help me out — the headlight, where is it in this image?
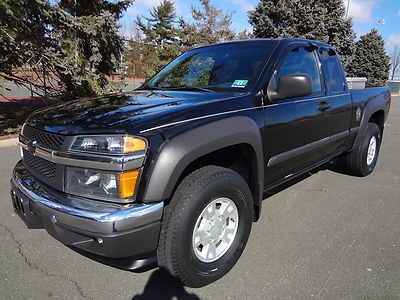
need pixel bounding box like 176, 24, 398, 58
65, 167, 140, 201
71, 135, 147, 155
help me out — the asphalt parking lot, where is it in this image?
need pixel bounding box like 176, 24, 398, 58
1, 97, 399, 300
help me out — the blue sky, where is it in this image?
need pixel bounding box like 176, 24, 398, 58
120, 0, 400, 51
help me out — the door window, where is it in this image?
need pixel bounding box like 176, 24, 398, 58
319, 49, 346, 94
276, 46, 322, 94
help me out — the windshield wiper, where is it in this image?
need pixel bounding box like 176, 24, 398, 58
137, 86, 166, 91
165, 85, 215, 93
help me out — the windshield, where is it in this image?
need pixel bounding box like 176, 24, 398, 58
141, 41, 277, 93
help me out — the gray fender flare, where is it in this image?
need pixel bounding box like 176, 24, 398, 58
352, 96, 389, 151
143, 116, 264, 209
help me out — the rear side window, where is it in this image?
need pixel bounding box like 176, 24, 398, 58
319, 49, 345, 94
277, 46, 322, 94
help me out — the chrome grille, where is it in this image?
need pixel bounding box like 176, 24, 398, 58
22, 125, 65, 151
23, 149, 56, 179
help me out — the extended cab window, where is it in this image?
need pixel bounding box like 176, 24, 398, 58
141, 42, 277, 93
319, 49, 345, 94
277, 46, 322, 94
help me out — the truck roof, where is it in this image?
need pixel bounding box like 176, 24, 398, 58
190, 38, 332, 51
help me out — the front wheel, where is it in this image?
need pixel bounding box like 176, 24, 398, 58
157, 166, 253, 287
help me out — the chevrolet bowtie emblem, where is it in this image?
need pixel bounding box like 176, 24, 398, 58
27, 140, 37, 156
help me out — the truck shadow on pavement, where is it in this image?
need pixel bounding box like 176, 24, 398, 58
131, 161, 354, 300
264, 161, 352, 198
131, 162, 349, 300
131, 269, 200, 300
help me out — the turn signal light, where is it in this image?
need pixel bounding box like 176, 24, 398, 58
124, 137, 147, 153
118, 170, 140, 199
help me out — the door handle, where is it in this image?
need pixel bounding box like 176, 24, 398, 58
318, 101, 330, 111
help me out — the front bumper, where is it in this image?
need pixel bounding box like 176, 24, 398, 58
10, 161, 163, 271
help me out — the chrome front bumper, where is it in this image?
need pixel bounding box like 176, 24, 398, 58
10, 161, 163, 270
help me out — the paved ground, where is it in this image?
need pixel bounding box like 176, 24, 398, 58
1, 98, 400, 300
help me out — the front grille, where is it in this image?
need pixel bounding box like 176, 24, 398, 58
23, 149, 56, 179
22, 125, 65, 151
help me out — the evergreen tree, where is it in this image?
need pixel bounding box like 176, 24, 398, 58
136, 0, 177, 46
179, 0, 236, 48
58, 0, 133, 95
136, 0, 180, 72
0, 0, 132, 98
236, 29, 253, 40
347, 29, 390, 87
60, 0, 130, 18
124, 27, 158, 78
248, 0, 356, 71
322, 0, 356, 71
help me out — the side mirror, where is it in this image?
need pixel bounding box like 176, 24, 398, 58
276, 74, 312, 100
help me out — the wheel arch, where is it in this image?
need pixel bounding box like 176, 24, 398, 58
142, 116, 264, 219
368, 109, 385, 135
351, 98, 389, 152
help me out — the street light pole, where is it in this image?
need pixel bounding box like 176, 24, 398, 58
346, 0, 350, 19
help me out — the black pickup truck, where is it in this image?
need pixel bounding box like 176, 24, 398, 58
10, 38, 391, 287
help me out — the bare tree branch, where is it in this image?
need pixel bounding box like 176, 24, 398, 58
390, 47, 400, 80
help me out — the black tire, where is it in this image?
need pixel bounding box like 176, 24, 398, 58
343, 122, 382, 176
157, 165, 253, 288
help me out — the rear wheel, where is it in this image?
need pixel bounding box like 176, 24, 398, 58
157, 166, 253, 287
342, 122, 382, 176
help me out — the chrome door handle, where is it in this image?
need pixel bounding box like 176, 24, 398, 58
318, 102, 330, 111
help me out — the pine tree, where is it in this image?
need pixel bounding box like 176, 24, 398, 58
248, 0, 356, 71
236, 29, 253, 40
0, 0, 133, 98
58, 0, 132, 95
125, 27, 158, 78
179, 0, 236, 48
60, 0, 130, 18
136, 0, 178, 46
136, 0, 180, 71
321, 0, 355, 71
347, 29, 390, 87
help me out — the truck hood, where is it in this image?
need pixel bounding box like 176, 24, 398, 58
26, 90, 243, 135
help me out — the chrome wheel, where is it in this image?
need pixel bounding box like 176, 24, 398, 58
367, 136, 377, 166
192, 197, 239, 263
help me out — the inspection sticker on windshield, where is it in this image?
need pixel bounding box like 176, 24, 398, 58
231, 80, 248, 88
